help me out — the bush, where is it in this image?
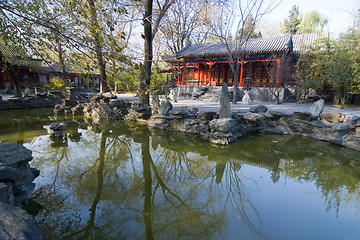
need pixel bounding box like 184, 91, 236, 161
42, 77, 66, 92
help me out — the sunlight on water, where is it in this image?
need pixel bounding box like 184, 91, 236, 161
1, 108, 360, 240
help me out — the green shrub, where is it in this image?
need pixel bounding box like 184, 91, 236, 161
42, 77, 66, 92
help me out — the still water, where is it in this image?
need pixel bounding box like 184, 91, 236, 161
1, 108, 360, 240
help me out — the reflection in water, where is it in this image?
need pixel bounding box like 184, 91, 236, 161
1, 109, 360, 239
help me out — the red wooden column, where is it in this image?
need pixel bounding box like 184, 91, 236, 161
182, 61, 186, 85
239, 59, 245, 86
208, 61, 213, 86
177, 65, 181, 85
276, 57, 281, 86
201, 65, 205, 85
197, 63, 200, 85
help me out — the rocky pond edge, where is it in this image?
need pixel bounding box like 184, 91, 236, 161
55, 93, 360, 152
1, 93, 359, 240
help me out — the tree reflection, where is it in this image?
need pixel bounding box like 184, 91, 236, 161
141, 135, 154, 240
20, 120, 360, 240
62, 132, 107, 240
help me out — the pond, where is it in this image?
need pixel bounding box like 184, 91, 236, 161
1, 108, 360, 240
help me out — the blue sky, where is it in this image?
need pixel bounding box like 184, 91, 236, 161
260, 0, 360, 36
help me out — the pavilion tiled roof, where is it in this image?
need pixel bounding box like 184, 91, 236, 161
167, 33, 321, 60
0, 41, 43, 68
0, 41, 27, 59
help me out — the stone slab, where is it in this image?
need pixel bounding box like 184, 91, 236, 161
0, 143, 32, 166
0, 202, 48, 240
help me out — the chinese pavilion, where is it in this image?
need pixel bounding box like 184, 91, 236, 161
164, 34, 320, 88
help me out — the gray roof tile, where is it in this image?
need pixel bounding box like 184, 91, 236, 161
173, 34, 321, 58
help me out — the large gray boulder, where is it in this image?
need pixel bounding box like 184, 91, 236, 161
158, 101, 173, 116
209, 118, 236, 133
151, 95, 160, 115
219, 83, 231, 119
310, 99, 325, 119
320, 112, 345, 124
49, 122, 67, 139
0, 143, 39, 207
0, 143, 32, 167
0, 202, 48, 240
250, 105, 268, 113
197, 111, 218, 123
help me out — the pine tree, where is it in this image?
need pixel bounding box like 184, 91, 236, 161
281, 5, 300, 35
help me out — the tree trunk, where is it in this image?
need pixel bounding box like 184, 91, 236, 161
58, 42, 66, 82
0, 51, 22, 97
232, 71, 238, 104
140, 0, 153, 105
141, 136, 154, 240
88, 0, 108, 94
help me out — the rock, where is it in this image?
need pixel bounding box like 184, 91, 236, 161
191, 87, 208, 99
0, 143, 33, 167
0, 202, 48, 240
343, 116, 353, 124
49, 122, 67, 131
310, 99, 325, 119
331, 123, 350, 131
49, 122, 67, 139
102, 92, 117, 99
0, 166, 21, 181
197, 111, 217, 123
131, 102, 147, 112
243, 113, 264, 122
181, 119, 209, 134
109, 99, 126, 109
151, 95, 160, 115
293, 111, 311, 120
219, 83, 231, 119
307, 120, 325, 128
320, 113, 345, 124
184, 119, 200, 125
205, 131, 240, 145
182, 107, 199, 115
169, 109, 188, 119
355, 127, 360, 136
353, 116, 360, 127
344, 134, 360, 151
0, 183, 13, 204
250, 105, 268, 113
148, 115, 175, 130
158, 101, 173, 116
209, 118, 236, 133
91, 103, 117, 119
0, 144, 39, 207
125, 108, 151, 121
268, 111, 286, 120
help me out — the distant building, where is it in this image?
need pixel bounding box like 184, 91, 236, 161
163, 34, 320, 88
0, 43, 100, 92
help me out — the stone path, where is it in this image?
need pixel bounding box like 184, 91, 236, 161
2, 92, 359, 117
169, 98, 360, 117
113, 93, 360, 117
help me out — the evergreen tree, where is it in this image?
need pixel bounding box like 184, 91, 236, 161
281, 5, 300, 34
242, 15, 262, 39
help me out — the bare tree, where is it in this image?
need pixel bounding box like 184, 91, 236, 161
206, 0, 281, 104
139, 0, 175, 105
158, 0, 214, 54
